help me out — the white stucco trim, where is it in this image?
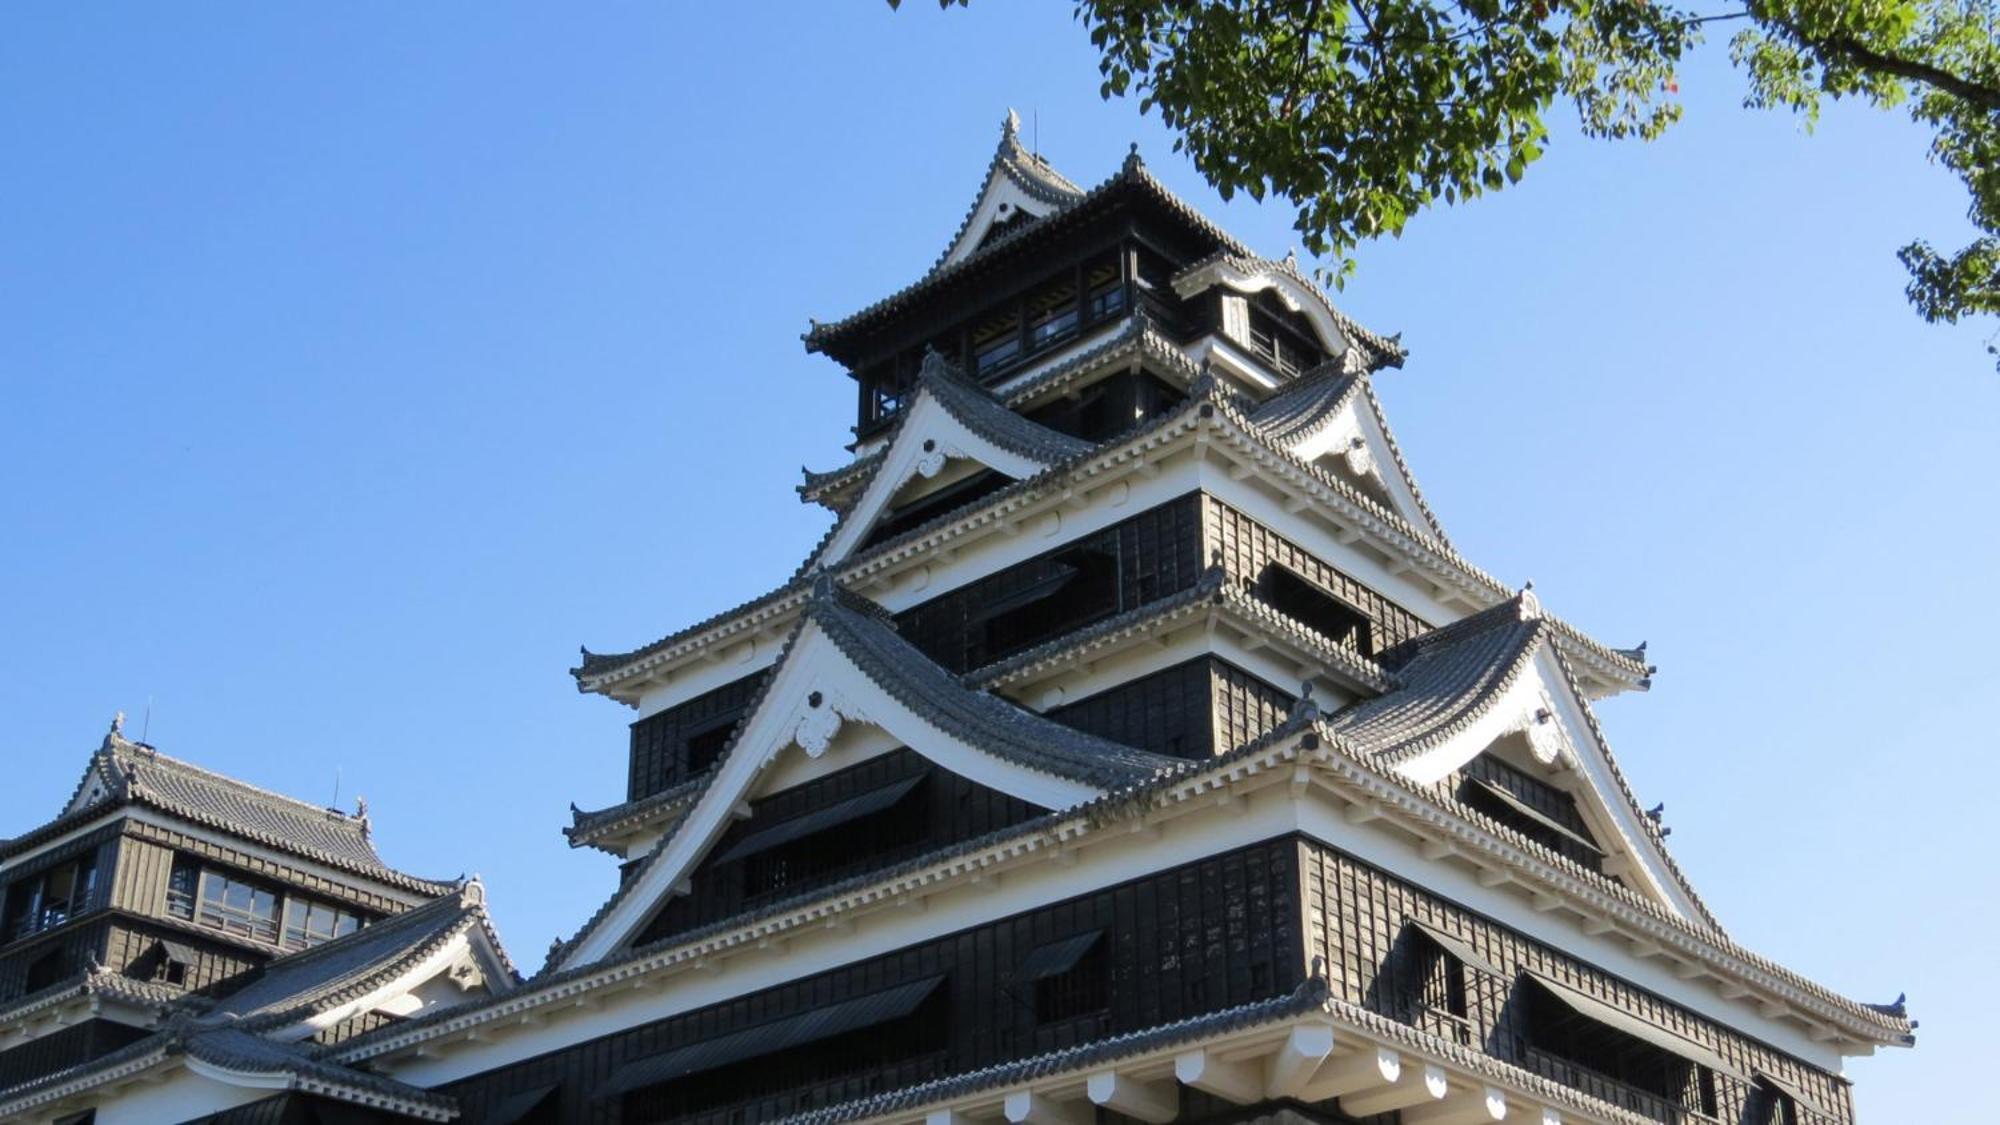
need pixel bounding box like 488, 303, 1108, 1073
1384, 646, 1705, 925
563, 620, 1107, 967
1171, 257, 1353, 359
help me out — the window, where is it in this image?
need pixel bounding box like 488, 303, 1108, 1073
1016, 932, 1109, 1025
1257, 563, 1373, 656
1460, 756, 1604, 870
741, 785, 928, 900
1084, 259, 1125, 321
166, 857, 199, 921
979, 546, 1120, 659
196, 870, 280, 943
682, 715, 740, 778
1515, 972, 1738, 1122
970, 309, 1022, 374
2, 853, 99, 942
282, 897, 363, 950
1025, 280, 1080, 347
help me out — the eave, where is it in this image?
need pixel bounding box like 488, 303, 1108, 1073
578, 392, 1648, 705
331, 725, 1907, 1071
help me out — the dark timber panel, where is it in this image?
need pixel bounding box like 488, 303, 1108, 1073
627, 674, 764, 803
120, 821, 415, 917
1202, 497, 1429, 658
111, 835, 175, 916
894, 494, 1206, 674
633, 749, 1045, 947
104, 918, 263, 994
0, 1019, 148, 1090
1047, 657, 1294, 761
444, 840, 1305, 1125
1298, 840, 1851, 1125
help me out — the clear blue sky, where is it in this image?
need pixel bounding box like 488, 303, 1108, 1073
2, 5, 1989, 1118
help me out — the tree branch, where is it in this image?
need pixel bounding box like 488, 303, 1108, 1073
1761, 11, 2000, 111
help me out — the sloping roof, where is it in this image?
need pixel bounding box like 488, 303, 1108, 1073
550, 576, 1182, 970
0, 885, 516, 1120
206, 881, 515, 1029
1246, 363, 1365, 442
917, 349, 1096, 464
809, 578, 1181, 789
566, 778, 706, 852
804, 145, 1252, 357
0, 1016, 456, 1122
1325, 592, 1547, 763
5, 729, 455, 896
577, 374, 1648, 699
0, 967, 190, 1032
929, 110, 1087, 275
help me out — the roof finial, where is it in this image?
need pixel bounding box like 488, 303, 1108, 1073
1123, 141, 1143, 174
111, 711, 125, 737
1003, 108, 1023, 143
810, 567, 838, 604
1283, 247, 1299, 269
354, 795, 371, 836
1291, 680, 1321, 724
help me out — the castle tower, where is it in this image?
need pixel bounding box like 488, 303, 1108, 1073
11, 114, 1912, 1124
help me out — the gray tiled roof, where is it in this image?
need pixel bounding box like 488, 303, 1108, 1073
811, 577, 1182, 790
8, 733, 454, 896
549, 576, 1180, 972
805, 146, 1253, 355
578, 381, 1646, 698
1326, 592, 1547, 764
1245, 362, 1363, 442
779, 980, 1331, 1125
916, 350, 1095, 464
0, 1015, 456, 1121
0, 967, 189, 1031
565, 778, 705, 851
208, 882, 513, 1028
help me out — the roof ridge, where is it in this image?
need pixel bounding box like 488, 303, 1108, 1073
113, 739, 367, 828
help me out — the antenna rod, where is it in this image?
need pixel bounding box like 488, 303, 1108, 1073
331, 767, 341, 813
141, 696, 152, 744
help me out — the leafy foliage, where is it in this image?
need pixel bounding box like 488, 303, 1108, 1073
896, 0, 1999, 366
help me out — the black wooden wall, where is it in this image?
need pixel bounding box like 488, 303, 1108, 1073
894, 494, 1206, 675
1299, 840, 1852, 1125
1203, 498, 1430, 658
626, 674, 764, 803
444, 839, 1305, 1125
633, 749, 1045, 947
0, 1019, 146, 1090
1047, 656, 1294, 761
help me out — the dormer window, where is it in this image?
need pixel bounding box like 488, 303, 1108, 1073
1387, 919, 1502, 1046
1515, 971, 1739, 1123
1257, 562, 1373, 656
1013, 931, 1109, 1026
1460, 756, 1603, 870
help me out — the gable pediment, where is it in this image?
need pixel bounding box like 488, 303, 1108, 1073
1246, 369, 1447, 542
558, 583, 1174, 967
934, 110, 1085, 275
1326, 595, 1712, 928
808, 354, 1091, 572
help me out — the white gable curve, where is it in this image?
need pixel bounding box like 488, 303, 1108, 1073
561, 619, 1108, 968
1386, 646, 1707, 926
1173, 256, 1354, 361
810, 376, 1083, 572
